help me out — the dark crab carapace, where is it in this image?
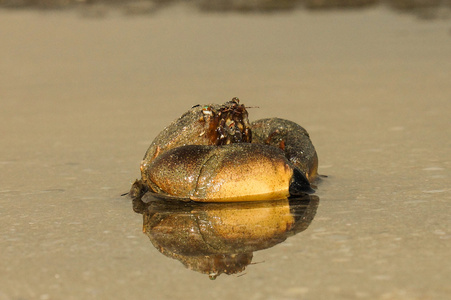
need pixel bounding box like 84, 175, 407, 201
142, 97, 251, 165
131, 98, 318, 203
139, 143, 313, 202
251, 118, 318, 182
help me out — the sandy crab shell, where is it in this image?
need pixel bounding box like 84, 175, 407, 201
139, 143, 312, 202
251, 118, 318, 181
143, 98, 251, 165
130, 98, 318, 203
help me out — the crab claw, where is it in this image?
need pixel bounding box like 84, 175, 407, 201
140, 143, 313, 202
289, 168, 315, 195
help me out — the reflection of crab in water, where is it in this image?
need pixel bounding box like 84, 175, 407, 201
130, 97, 319, 202
132, 195, 319, 279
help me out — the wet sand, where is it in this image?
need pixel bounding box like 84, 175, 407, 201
1, 5, 451, 300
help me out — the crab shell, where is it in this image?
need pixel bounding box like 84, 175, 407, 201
140, 143, 313, 202
251, 118, 318, 182
142, 98, 251, 165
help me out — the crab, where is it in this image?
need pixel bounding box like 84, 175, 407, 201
129, 98, 318, 202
